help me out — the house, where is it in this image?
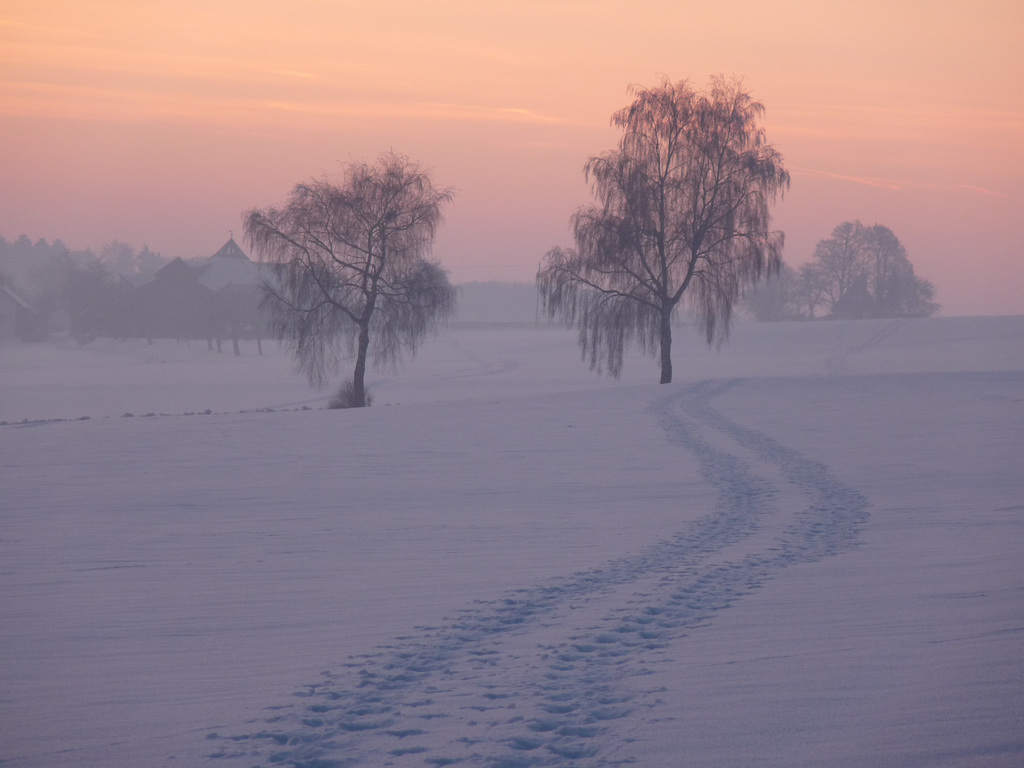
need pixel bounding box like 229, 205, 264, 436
104, 237, 271, 351
127, 257, 217, 339
198, 237, 272, 349
197, 237, 262, 292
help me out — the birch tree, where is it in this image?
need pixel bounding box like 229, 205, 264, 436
537, 76, 789, 383
245, 153, 456, 407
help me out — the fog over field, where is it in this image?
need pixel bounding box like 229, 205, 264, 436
2, 316, 1022, 767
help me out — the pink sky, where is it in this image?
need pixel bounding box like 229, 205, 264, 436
1, 0, 1021, 315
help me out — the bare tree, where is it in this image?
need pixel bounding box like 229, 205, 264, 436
537, 76, 789, 383
811, 220, 866, 311
862, 224, 938, 317
245, 153, 457, 407
795, 262, 830, 319
807, 221, 938, 318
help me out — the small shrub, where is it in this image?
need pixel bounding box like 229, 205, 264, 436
328, 381, 372, 409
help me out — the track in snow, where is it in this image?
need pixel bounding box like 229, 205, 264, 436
204, 380, 869, 767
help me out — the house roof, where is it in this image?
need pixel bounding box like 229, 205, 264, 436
154, 257, 199, 284
199, 238, 263, 292
211, 237, 249, 260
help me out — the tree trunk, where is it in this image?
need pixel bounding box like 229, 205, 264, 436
352, 322, 371, 407
659, 308, 673, 384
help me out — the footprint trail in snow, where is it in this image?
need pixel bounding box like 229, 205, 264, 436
204, 380, 869, 767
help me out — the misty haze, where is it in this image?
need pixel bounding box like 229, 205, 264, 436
2, 2, 1023, 767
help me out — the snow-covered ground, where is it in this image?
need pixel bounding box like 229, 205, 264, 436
1, 316, 1022, 767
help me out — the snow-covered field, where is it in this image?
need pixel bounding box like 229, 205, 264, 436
2, 316, 1022, 767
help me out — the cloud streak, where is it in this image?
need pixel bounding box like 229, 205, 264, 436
790, 167, 904, 191
792, 167, 1012, 199
958, 184, 1009, 199
0, 76, 567, 135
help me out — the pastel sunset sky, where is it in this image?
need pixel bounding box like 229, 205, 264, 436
1, 0, 1021, 315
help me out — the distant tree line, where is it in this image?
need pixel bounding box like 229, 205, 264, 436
0, 235, 162, 339
0, 234, 270, 350
745, 221, 939, 322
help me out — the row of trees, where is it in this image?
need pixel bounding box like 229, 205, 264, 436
745, 221, 938, 322
247, 77, 941, 405
0, 236, 169, 337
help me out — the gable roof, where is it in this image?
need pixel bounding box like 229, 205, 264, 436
153, 257, 199, 284
211, 237, 249, 260
199, 238, 263, 291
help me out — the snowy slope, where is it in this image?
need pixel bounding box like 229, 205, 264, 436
1, 317, 1022, 767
